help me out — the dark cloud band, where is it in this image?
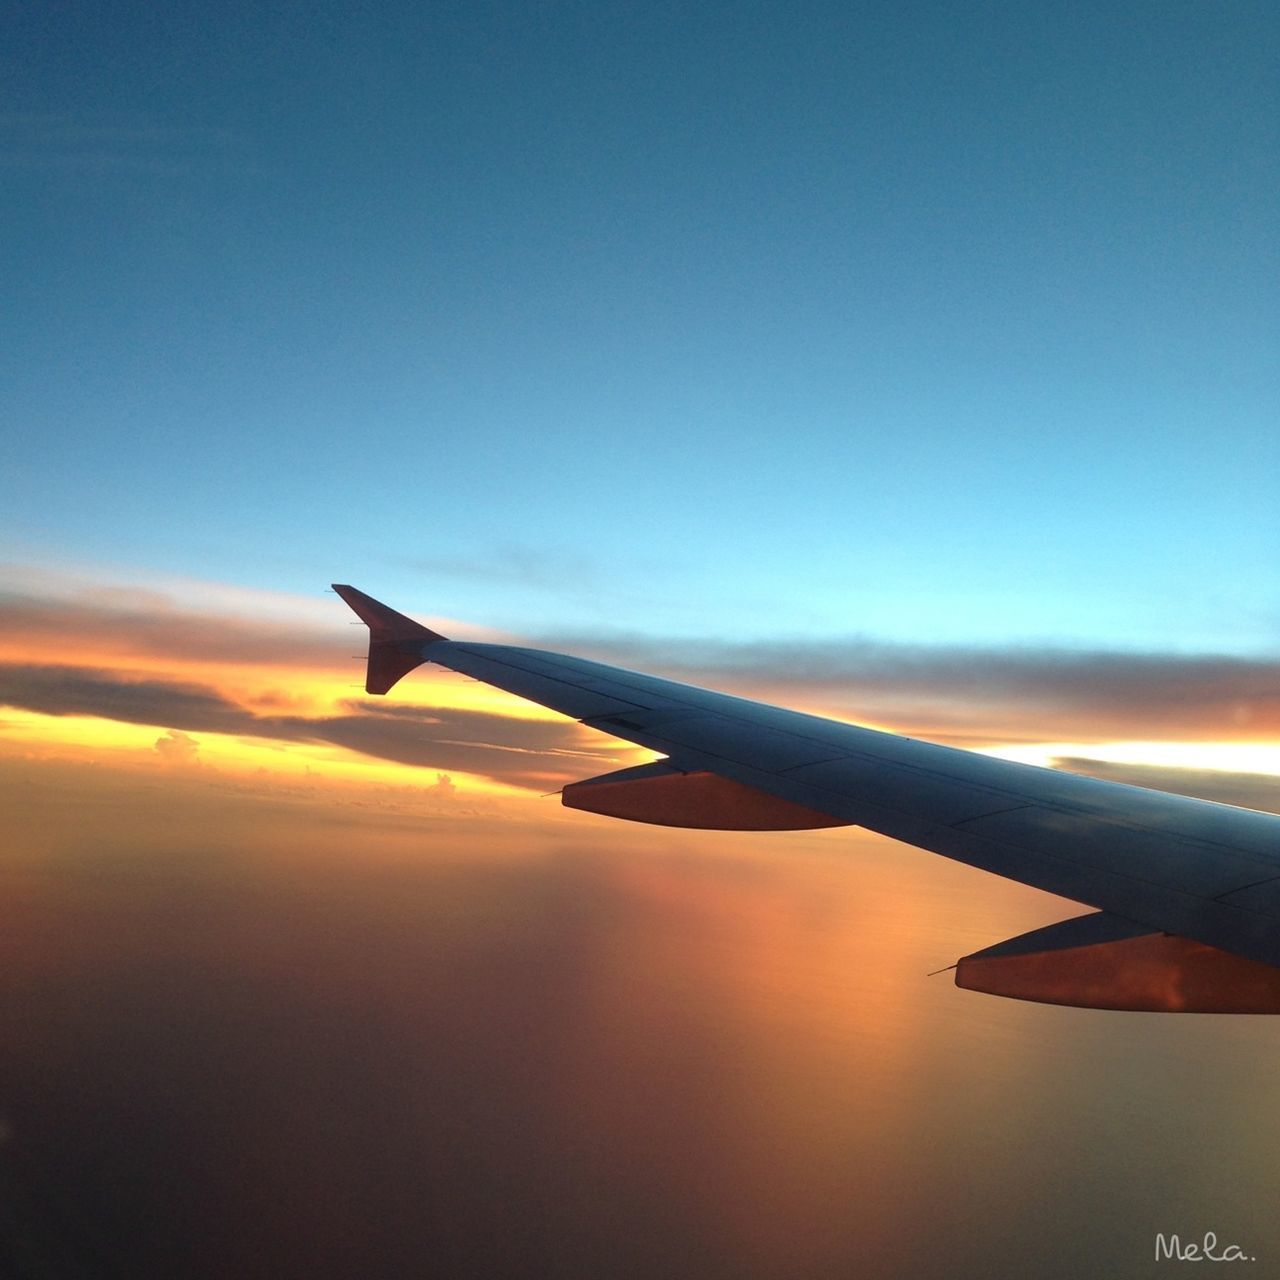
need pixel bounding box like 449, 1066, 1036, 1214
0, 663, 614, 790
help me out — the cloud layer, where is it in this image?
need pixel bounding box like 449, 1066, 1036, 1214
544, 632, 1280, 740
0, 591, 346, 669
1, 584, 1277, 793
0, 662, 615, 790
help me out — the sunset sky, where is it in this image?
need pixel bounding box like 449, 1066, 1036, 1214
3, 1, 1277, 812
3, 7, 1280, 1275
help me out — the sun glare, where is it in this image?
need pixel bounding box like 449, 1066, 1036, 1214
985, 740, 1280, 779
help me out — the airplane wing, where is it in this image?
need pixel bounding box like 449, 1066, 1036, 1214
333, 584, 1280, 1012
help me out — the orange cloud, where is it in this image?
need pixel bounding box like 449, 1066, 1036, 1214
154, 728, 200, 764
0, 580, 649, 796
3, 570, 1277, 814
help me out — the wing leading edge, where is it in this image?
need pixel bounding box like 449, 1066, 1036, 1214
334, 585, 1280, 1012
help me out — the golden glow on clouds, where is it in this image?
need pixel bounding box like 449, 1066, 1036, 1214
0, 662, 549, 795
0, 707, 530, 798
1, 708, 163, 756
1, 562, 1275, 811
0, 564, 609, 801
0, 625, 562, 724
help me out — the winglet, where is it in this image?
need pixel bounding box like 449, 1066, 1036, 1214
331, 584, 447, 695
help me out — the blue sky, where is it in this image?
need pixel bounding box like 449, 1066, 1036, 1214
4, 1, 1276, 652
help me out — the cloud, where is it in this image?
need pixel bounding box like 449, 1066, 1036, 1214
0, 665, 252, 733
12, 575, 1272, 744
0, 663, 617, 789
426, 773, 457, 800
3, 575, 1276, 791
305, 705, 618, 789
154, 730, 200, 766
0, 591, 348, 670
0, 581, 478, 671
539, 632, 1280, 740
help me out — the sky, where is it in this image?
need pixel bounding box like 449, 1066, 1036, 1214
4, 0, 1276, 652
2, 5, 1280, 1275
2, 1, 1277, 801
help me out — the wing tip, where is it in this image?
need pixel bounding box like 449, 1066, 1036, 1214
331, 583, 446, 695
330, 584, 447, 644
